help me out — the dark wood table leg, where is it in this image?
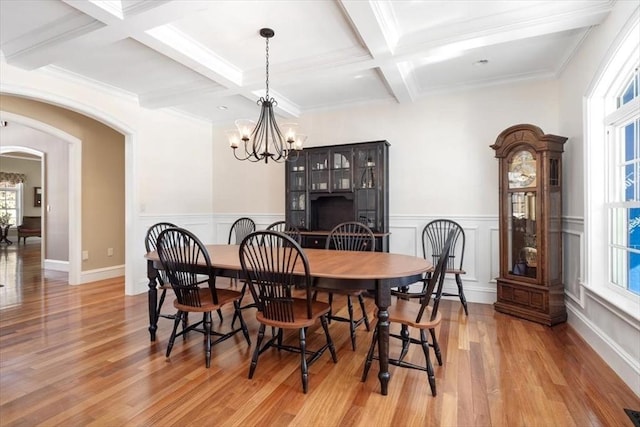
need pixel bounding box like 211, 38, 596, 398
0, 225, 13, 245
147, 260, 159, 341
376, 279, 391, 395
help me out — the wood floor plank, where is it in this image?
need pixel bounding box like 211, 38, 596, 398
1, 242, 639, 426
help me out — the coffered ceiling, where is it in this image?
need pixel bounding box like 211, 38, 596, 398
0, 0, 614, 126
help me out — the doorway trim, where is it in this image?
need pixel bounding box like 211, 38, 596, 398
1, 112, 81, 283
0, 143, 47, 268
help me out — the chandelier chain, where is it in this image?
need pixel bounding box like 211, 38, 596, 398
265, 37, 270, 98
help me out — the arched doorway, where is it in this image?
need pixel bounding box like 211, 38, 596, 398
0, 91, 134, 291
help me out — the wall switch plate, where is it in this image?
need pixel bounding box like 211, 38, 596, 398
82, 250, 89, 260
107, 248, 114, 256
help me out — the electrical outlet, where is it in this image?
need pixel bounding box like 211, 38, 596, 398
107, 248, 114, 256
82, 250, 89, 260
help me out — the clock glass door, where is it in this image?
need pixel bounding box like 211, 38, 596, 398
508, 191, 537, 278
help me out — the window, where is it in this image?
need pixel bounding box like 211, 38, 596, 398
0, 181, 22, 226
586, 14, 640, 315
607, 70, 639, 295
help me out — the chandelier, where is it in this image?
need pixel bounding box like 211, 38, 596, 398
227, 28, 306, 163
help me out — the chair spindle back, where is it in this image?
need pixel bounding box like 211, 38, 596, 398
240, 230, 312, 321
266, 220, 302, 244
422, 219, 465, 271
157, 227, 218, 307
416, 229, 456, 323
228, 217, 256, 245
326, 221, 375, 252
145, 222, 177, 285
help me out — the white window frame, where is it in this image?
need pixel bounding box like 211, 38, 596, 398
585, 12, 640, 319
0, 182, 23, 227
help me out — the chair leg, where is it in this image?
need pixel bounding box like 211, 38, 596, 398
455, 274, 469, 315
361, 323, 378, 381
399, 324, 410, 362
166, 310, 183, 358
217, 308, 223, 322
420, 329, 436, 396
327, 293, 334, 324
358, 294, 370, 331
299, 327, 309, 394
232, 282, 254, 328
203, 312, 212, 368
429, 327, 442, 366
249, 324, 266, 379
234, 300, 251, 345
346, 295, 357, 351
278, 328, 285, 348
320, 315, 338, 363
182, 313, 189, 340
156, 288, 167, 320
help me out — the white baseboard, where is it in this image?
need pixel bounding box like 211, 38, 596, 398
44, 259, 69, 272
77, 264, 125, 284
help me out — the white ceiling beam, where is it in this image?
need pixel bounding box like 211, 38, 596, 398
4, 0, 212, 69
338, 0, 414, 104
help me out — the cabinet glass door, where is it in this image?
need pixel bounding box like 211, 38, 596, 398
331, 148, 352, 191
354, 145, 380, 231
309, 151, 329, 191
287, 157, 307, 228
508, 191, 537, 278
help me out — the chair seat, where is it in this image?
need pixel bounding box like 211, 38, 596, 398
256, 299, 331, 329
173, 288, 242, 313
445, 268, 466, 275
383, 299, 442, 329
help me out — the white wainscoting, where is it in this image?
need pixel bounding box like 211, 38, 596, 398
562, 216, 640, 396
389, 215, 499, 305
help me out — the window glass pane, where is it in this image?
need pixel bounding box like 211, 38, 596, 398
630, 207, 640, 295
619, 68, 638, 106
630, 250, 640, 295
610, 246, 626, 287
610, 207, 627, 247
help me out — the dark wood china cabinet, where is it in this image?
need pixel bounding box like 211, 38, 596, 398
285, 140, 389, 251
491, 124, 567, 326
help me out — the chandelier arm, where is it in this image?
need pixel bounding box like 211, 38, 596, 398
266, 99, 285, 160
252, 99, 270, 161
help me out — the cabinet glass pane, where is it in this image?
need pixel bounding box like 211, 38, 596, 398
356, 189, 377, 230
355, 147, 378, 189
508, 191, 537, 278
332, 149, 352, 191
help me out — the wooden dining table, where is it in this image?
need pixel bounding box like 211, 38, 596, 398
145, 244, 432, 395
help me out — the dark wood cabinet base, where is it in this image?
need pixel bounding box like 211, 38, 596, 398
495, 279, 567, 326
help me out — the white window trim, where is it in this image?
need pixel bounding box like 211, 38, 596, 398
585, 12, 640, 320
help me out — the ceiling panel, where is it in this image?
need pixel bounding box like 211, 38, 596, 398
55, 38, 223, 95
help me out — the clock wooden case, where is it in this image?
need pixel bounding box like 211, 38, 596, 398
491, 124, 567, 326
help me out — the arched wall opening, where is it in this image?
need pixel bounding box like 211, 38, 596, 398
0, 86, 136, 292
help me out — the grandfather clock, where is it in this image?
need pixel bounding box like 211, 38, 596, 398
491, 124, 567, 326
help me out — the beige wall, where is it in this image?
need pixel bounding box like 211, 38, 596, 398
0, 95, 125, 270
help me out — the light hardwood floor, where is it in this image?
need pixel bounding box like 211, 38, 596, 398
1, 242, 639, 426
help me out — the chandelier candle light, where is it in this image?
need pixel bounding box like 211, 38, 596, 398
227, 28, 306, 163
